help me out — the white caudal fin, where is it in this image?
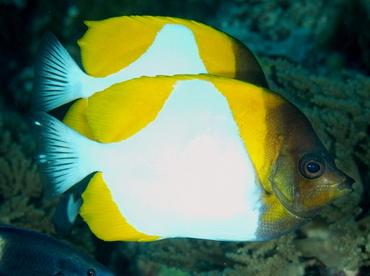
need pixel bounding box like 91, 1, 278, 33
33, 112, 102, 199
32, 32, 89, 112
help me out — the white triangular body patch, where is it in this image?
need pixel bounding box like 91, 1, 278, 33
99, 79, 262, 241
84, 24, 207, 96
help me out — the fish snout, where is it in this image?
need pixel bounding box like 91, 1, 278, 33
337, 173, 355, 192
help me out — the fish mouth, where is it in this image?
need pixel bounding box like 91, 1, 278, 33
333, 174, 355, 196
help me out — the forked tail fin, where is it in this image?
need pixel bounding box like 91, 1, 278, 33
32, 32, 89, 112
33, 112, 101, 199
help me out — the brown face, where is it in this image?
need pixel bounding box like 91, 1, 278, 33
269, 102, 354, 219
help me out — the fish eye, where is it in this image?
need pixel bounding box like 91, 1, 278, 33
307, 162, 320, 173
87, 268, 96, 276
299, 153, 325, 179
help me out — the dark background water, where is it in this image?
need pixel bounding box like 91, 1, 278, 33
1, 0, 370, 275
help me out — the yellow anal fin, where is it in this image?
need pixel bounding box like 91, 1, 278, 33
80, 172, 161, 242
63, 98, 95, 140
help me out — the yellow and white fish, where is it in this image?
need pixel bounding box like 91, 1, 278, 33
34, 74, 354, 242
33, 16, 267, 112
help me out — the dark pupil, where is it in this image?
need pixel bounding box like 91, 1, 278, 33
307, 162, 320, 173
87, 268, 96, 276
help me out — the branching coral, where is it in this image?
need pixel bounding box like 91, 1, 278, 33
212, 0, 370, 73
0, 110, 54, 232
0, 109, 98, 257
145, 239, 238, 273
2, 1, 369, 275
136, 233, 304, 275
224, 234, 304, 276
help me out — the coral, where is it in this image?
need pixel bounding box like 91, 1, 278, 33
210, 0, 370, 74
136, 233, 303, 276
145, 239, 238, 273
224, 233, 304, 276
1, 0, 369, 275
0, 109, 54, 233
0, 108, 99, 258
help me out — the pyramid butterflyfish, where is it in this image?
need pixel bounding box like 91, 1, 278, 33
33, 74, 354, 242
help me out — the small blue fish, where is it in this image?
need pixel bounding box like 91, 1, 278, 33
0, 225, 116, 276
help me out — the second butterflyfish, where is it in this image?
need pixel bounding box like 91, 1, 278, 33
32, 15, 267, 112
33, 74, 354, 242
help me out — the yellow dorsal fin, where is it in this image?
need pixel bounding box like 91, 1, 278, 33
63, 98, 95, 140
171, 18, 236, 79
78, 16, 267, 87
86, 76, 176, 143
79, 16, 167, 77
166, 17, 267, 87
80, 172, 161, 242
